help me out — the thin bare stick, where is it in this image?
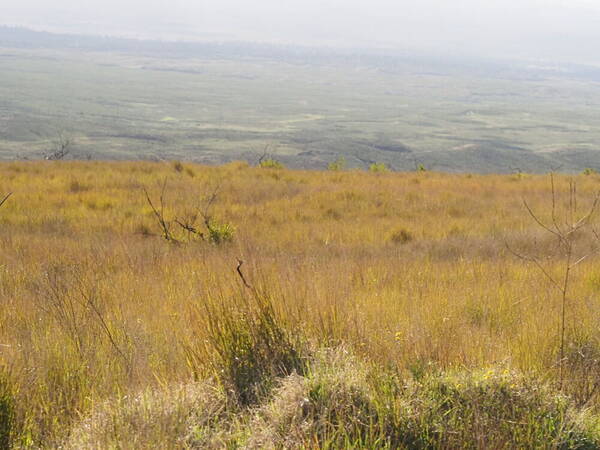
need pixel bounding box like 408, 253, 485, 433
174, 218, 205, 240
508, 175, 600, 390
0, 192, 12, 208
143, 180, 176, 242
236, 259, 252, 289
505, 242, 563, 293
522, 199, 562, 241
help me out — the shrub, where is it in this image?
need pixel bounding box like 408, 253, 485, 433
583, 168, 597, 176
206, 221, 235, 244
369, 163, 389, 173
198, 292, 306, 406
260, 159, 285, 170
328, 156, 347, 171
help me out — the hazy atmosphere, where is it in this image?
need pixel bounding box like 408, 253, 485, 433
4, 0, 600, 62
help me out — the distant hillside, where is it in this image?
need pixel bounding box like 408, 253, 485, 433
1, 26, 600, 172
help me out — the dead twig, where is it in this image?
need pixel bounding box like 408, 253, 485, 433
236, 259, 252, 289
507, 174, 600, 389
143, 178, 177, 242
0, 192, 12, 209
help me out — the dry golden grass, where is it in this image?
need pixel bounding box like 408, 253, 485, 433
2, 161, 600, 446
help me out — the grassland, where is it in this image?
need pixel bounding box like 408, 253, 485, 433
2, 161, 600, 447
3, 27, 600, 172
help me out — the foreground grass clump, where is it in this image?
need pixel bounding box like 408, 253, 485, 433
398, 369, 599, 449
191, 292, 307, 407
66, 382, 228, 449
248, 350, 600, 449
65, 348, 600, 449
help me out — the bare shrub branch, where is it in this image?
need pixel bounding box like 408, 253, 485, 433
45, 131, 73, 160
143, 178, 177, 243
507, 174, 600, 389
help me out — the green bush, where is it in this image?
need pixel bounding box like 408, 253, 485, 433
259, 159, 285, 170
247, 348, 382, 448
369, 163, 389, 173
206, 221, 235, 244
583, 168, 597, 176
328, 156, 347, 171
201, 293, 306, 406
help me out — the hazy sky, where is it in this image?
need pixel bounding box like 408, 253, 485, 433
4, 0, 600, 62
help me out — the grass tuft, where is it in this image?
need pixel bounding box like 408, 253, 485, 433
192, 291, 307, 406
66, 382, 227, 449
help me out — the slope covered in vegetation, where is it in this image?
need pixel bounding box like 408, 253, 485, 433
2, 162, 600, 447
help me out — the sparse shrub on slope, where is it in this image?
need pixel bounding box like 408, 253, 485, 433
328, 156, 346, 171
260, 159, 285, 170
369, 162, 389, 173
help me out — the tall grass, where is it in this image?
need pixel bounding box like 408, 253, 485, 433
1, 161, 600, 446
187, 290, 306, 406
0, 369, 16, 449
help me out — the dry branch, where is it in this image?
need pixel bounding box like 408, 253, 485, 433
0, 192, 12, 209
507, 174, 600, 389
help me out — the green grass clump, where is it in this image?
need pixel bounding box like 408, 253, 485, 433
395, 368, 599, 449
59, 348, 600, 449
369, 162, 389, 173
196, 292, 306, 406
206, 220, 235, 244
245, 352, 600, 449
246, 348, 379, 448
